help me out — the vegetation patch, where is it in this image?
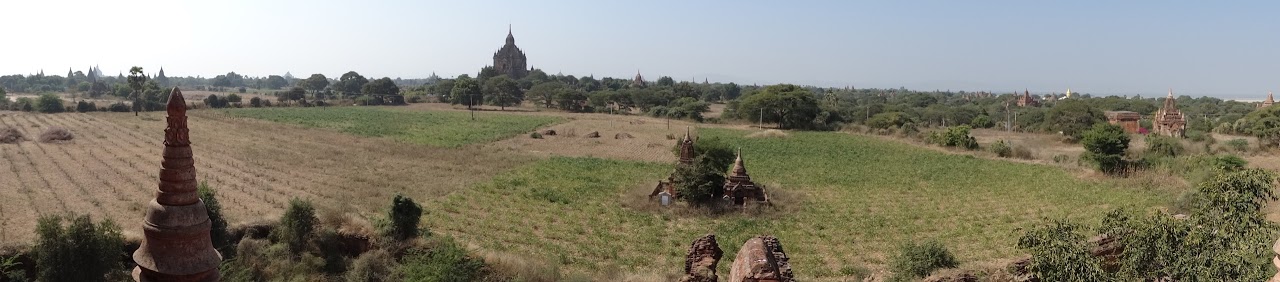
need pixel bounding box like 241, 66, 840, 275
426, 128, 1171, 278
226, 107, 562, 147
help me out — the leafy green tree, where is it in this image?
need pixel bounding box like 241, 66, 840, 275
656, 76, 675, 87
970, 115, 995, 128
1081, 123, 1130, 175
198, 182, 231, 253
449, 76, 483, 110
127, 66, 146, 116
1046, 99, 1104, 139
476, 66, 498, 82
265, 75, 288, 89
36, 93, 64, 113
528, 81, 565, 108
735, 84, 821, 129
383, 194, 424, 241
672, 155, 726, 206
1023, 169, 1278, 281
33, 215, 125, 282
867, 112, 910, 129
302, 74, 329, 99
482, 75, 522, 110
276, 198, 317, 254
336, 71, 369, 96
361, 77, 400, 95
553, 87, 589, 112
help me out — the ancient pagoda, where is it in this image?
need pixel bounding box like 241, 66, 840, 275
1263, 91, 1275, 108
492, 25, 529, 79
133, 88, 222, 282
650, 128, 696, 203
1153, 89, 1187, 138
722, 149, 768, 206
1015, 89, 1038, 107
632, 70, 647, 88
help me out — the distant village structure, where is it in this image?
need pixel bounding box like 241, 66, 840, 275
1104, 111, 1141, 134
492, 25, 529, 79
1153, 89, 1187, 137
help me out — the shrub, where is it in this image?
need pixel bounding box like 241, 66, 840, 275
249, 97, 263, 107
346, 250, 399, 282
36, 93, 64, 113
107, 102, 130, 112
529, 132, 542, 139
399, 236, 489, 281
1081, 123, 1130, 175
38, 127, 74, 143
276, 198, 318, 254
1209, 154, 1247, 171
867, 112, 908, 129
672, 155, 727, 206
0, 127, 24, 144
76, 101, 97, 112
926, 126, 978, 150
1144, 135, 1184, 158
33, 215, 125, 282
14, 97, 35, 112
1016, 220, 1108, 281
970, 115, 995, 128
1226, 138, 1249, 152
989, 140, 1013, 157
383, 194, 424, 241
889, 240, 959, 281
198, 182, 232, 253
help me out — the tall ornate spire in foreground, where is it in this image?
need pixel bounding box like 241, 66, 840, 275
133, 88, 222, 282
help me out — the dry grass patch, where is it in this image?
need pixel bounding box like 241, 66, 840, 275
37, 127, 73, 143
0, 126, 24, 143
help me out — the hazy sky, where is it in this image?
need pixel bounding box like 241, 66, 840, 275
3, 0, 1278, 99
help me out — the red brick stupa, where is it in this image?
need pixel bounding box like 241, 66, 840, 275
132, 88, 222, 281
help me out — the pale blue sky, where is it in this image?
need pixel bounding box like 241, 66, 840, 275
3, 0, 1278, 99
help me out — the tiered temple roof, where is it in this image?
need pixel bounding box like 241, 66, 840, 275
1153, 89, 1186, 138
1015, 89, 1039, 107
492, 25, 529, 79
632, 70, 647, 88
1263, 91, 1275, 108
132, 88, 222, 281
723, 149, 767, 206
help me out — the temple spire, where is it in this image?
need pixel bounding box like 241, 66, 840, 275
133, 87, 222, 281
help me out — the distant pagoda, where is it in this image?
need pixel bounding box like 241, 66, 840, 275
1262, 91, 1275, 108
132, 88, 222, 282
1015, 89, 1038, 107
1152, 89, 1187, 138
492, 25, 529, 79
632, 70, 647, 88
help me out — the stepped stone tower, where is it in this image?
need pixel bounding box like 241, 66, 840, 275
133, 88, 222, 282
493, 25, 529, 79
632, 71, 647, 88
722, 149, 768, 206
678, 127, 695, 165
1153, 89, 1186, 138
1263, 91, 1275, 108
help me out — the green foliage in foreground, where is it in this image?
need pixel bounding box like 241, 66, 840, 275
226, 107, 561, 147
890, 240, 959, 281
33, 215, 125, 282
198, 182, 232, 254
426, 129, 1170, 278
1081, 123, 1130, 175
1019, 169, 1279, 281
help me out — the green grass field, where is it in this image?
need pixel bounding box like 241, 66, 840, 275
226, 107, 561, 147
424, 128, 1173, 279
